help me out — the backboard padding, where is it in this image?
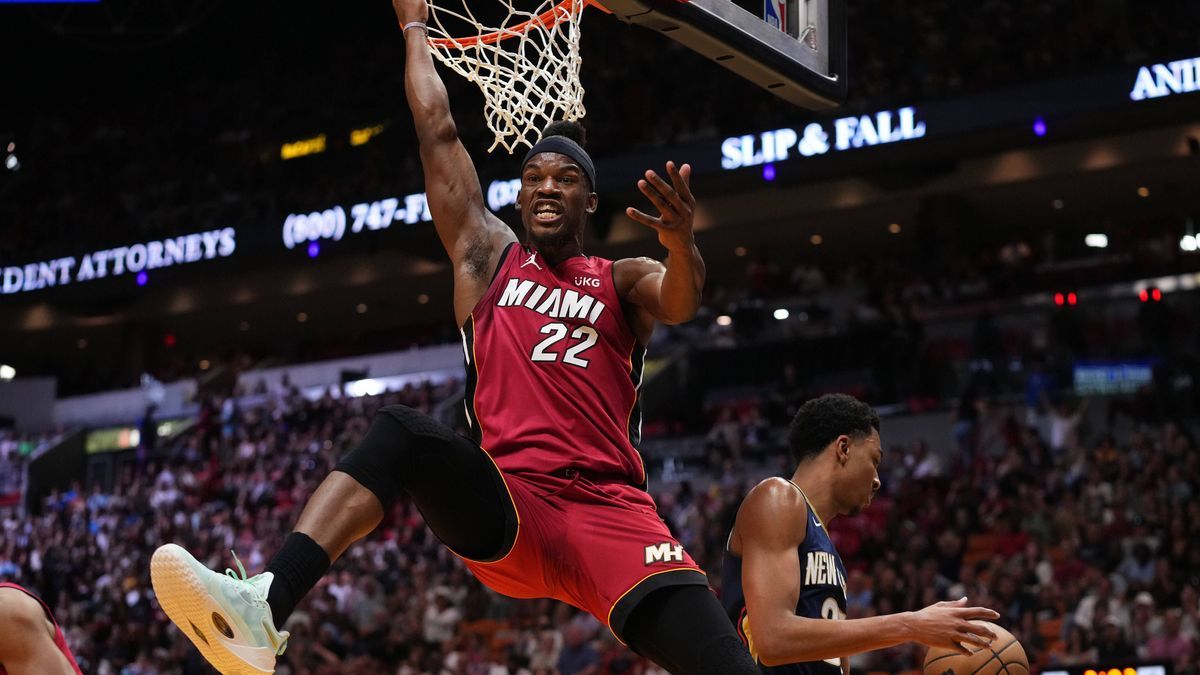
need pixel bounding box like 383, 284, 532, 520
600, 0, 846, 109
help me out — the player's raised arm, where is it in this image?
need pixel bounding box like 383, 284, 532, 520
393, 0, 517, 321
619, 161, 706, 326
735, 479, 1000, 665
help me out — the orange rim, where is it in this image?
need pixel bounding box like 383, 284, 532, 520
428, 0, 609, 49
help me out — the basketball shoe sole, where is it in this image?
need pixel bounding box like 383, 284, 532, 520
151, 543, 288, 674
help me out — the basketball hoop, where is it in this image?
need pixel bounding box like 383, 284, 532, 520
424, 0, 609, 153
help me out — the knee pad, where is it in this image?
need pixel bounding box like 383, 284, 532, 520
334, 405, 452, 508
378, 404, 459, 443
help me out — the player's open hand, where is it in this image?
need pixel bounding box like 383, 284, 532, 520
627, 161, 696, 251
393, 0, 429, 29
906, 597, 1000, 656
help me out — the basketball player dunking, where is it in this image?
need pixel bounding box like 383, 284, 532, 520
149, 0, 761, 673
0, 583, 83, 675
723, 394, 1000, 673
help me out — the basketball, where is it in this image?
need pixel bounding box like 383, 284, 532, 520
922, 622, 1028, 675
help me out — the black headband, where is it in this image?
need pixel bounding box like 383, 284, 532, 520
522, 136, 597, 191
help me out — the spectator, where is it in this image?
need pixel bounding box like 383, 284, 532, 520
1048, 398, 1088, 453
557, 623, 600, 675
1145, 608, 1195, 669
1050, 624, 1096, 665
1130, 591, 1164, 655
422, 590, 462, 646
1094, 615, 1135, 660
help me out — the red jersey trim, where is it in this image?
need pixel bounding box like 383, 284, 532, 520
604, 568, 708, 645
461, 241, 519, 440
456, 314, 522, 566
606, 255, 642, 349
606, 255, 656, 488
623, 341, 648, 488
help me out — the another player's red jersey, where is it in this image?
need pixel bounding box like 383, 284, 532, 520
0, 582, 83, 675
462, 243, 647, 486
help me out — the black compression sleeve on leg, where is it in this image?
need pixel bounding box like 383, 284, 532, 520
334, 405, 517, 561
333, 407, 421, 509
622, 585, 761, 675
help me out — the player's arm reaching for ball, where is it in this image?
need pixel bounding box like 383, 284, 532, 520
734, 479, 1000, 666
616, 162, 706, 339
393, 0, 517, 326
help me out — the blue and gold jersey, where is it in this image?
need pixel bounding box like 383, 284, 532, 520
721, 481, 849, 674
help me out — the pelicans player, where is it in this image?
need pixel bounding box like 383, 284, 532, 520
723, 394, 1000, 672
0, 583, 83, 675
149, 0, 762, 672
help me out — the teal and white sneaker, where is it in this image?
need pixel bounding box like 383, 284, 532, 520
151, 543, 289, 674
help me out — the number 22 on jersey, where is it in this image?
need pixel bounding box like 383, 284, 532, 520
530, 322, 599, 368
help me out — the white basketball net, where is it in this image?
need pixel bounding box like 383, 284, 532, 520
425, 0, 589, 154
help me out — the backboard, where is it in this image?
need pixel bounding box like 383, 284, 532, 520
600, 0, 846, 110
422, 0, 846, 151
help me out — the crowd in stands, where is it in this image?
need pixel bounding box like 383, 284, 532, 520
0, 429, 62, 508
719, 214, 1197, 311
2, 366, 1199, 673
685, 221, 1200, 422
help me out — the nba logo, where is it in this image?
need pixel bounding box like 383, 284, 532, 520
764, 0, 786, 32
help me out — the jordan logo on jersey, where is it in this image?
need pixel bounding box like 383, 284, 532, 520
497, 278, 607, 324
520, 252, 542, 270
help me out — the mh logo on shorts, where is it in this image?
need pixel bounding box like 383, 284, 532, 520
644, 542, 684, 565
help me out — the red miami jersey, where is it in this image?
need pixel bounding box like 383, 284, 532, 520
0, 582, 83, 675
461, 243, 648, 487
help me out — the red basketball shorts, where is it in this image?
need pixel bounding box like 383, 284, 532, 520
460, 470, 709, 643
